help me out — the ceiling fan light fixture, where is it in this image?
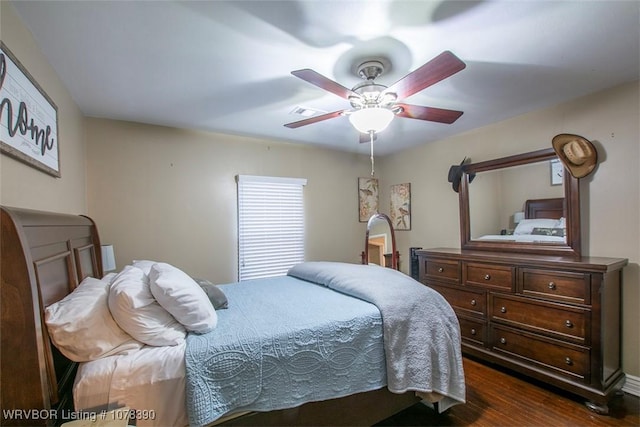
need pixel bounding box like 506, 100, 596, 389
349, 107, 394, 134
285, 51, 465, 131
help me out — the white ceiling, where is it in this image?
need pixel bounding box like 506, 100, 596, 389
10, 0, 640, 156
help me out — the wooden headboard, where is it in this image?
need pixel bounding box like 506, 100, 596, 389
1, 206, 103, 426
524, 198, 565, 220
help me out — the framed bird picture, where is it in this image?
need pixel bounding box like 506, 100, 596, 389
390, 183, 411, 230
358, 177, 378, 222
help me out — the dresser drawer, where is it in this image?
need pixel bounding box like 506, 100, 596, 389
458, 316, 486, 346
428, 282, 486, 317
491, 325, 590, 381
422, 258, 460, 285
464, 262, 514, 291
520, 268, 590, 304
490, 294, 588, 344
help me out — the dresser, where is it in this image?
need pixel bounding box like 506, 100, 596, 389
417, 248, 628, 414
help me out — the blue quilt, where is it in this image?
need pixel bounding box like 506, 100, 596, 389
288, 262, 466, 411
185, 276, 387, 426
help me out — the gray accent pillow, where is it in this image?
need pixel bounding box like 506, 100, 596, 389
193, 278, 228, 310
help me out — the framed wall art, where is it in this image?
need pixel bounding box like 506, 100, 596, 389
550, 159, 563, 186
390, 183, 411, 230
1, 42, 60, 177
358, 177, 378, 222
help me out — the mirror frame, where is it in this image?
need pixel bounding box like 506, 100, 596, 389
363, 213, 399, 270
459, 147, 581, 257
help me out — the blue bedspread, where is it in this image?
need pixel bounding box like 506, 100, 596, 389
288, 262, 466, 411
185, 276, 387, 426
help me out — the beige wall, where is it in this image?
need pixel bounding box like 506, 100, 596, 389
0, 2, 86, 213
379, 80, 640, 377
86, 119, 372, 283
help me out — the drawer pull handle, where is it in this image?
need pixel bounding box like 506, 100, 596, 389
470, 299, 477, 306
484, 274, 491, 280
470, 329, 477, 336
548, 282, 557, 290
565, 357, 573, 366
500, 306, 507, 313
565, 320, 573, 328
500, 337, 507, 345
438, 267, 444, 273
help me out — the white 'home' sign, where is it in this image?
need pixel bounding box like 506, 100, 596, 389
1, 42, 60, 177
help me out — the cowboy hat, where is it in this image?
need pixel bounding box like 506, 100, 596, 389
448, 157, 475, 193
552, 134, 598, 178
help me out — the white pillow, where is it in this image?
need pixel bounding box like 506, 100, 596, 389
102, 271, 117, 284
557, 217, 566, 228
132, 259, 158, 276
44, 276, 142, 362
513, 218, 561, 235
149, 262, 217, 334
108, 265, 186, 346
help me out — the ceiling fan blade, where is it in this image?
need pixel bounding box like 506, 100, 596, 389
396, 103, 464, 124
291, 69, 357, 99
284, 110, 346, 128
384, 51, 466, 99
359, 132, 378, 144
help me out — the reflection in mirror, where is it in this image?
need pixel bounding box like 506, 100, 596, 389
361, 213, 399, 270
469, 161, 565, 244
460, 147, 581, 257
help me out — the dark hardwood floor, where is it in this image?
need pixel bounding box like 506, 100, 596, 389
376, 357, 640, 426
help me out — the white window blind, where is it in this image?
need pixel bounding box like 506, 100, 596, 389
237, 175, 307, 281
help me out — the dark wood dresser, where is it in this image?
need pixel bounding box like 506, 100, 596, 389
417, 248, 628, 414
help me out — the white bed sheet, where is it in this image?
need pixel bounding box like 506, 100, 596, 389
73, 342, 188, 427
476, 234, 565, 243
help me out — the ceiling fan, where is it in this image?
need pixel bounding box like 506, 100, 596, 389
284, 51, 466, 136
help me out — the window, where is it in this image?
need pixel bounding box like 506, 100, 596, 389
236, 175, 307, 281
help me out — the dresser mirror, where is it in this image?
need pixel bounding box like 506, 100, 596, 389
459, 148, 581, 257
362, 213, 399, 269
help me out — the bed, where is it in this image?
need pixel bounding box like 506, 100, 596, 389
0, 206, 465, 427
476, 198, 566, 243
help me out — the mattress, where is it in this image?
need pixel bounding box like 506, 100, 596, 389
73, 342, 188, 427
